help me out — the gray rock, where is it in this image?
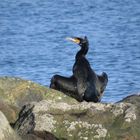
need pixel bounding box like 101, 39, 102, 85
31, 99, 139, 140
11, 104, 59, 140
0, 76, 77, 109
0, 77, 139, 140
0, 111, 21, 140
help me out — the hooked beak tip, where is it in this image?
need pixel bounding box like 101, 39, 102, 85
65, 37, 80, 44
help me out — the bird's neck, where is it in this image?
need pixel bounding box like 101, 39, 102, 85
76, 44, 88, 60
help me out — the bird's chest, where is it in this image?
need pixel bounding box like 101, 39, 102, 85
72, 58, 89, 76
72, 59, 83, 73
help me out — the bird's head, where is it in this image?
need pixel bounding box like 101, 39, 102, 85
66, 36, 89, 47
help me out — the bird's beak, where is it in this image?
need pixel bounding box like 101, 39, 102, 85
66, 37, 80, 44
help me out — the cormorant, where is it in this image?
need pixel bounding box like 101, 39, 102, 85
50, 36, 108, 102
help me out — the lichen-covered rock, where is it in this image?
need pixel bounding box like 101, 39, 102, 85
0, 77, 77, 108
31, 99, 140, 140
0, 77, 139, 140
11, 104, 59, 140
0, 77, 77, 116
0, 105, 59, 140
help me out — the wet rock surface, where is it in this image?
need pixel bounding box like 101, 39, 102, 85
0, 77, 139, 140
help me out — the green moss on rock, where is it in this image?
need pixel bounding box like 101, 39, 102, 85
0, 76, 140, 140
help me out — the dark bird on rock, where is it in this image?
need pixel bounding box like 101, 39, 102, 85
50, 36, 108, 102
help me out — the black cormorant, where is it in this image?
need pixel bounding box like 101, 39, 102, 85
50, 36, 108, 102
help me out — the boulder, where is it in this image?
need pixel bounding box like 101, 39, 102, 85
0, 76, 139, 140
0, 111, 21, 140
0, 105, 59, 140
11, 104, 59, 140
0, 100, 19, 123
0, 76, 76, 123
0, 76, 77, 108
32, 96, 139, 140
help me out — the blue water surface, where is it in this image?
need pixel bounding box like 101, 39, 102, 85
0, 0, 140, 102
